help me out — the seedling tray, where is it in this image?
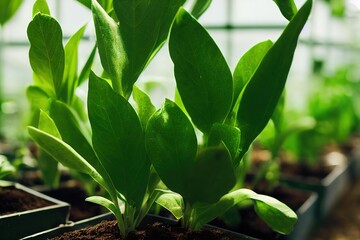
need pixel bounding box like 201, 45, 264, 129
0, 181, 70, 240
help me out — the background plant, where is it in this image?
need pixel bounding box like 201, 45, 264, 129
0, 0, 24, 137
26, 0, 96, 188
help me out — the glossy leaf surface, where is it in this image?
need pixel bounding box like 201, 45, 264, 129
133, 86, 156, 129
208, 123, 240, 165
273, 0, 298, 20
169, 8, 232, 133
232, 40, 273, 111
191, 0, 212, 19
156, 191, 184, 219
92, 0, 125, 95
28, 127, 107, 189
113, 0, 185, 98
88, 72, 149, 208
146, 99, 197, 198
28, 13, 65, 98
146, 100, 235, 204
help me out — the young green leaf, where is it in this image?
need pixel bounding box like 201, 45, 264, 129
146, 100, 235, 204
86, 196, 118, 215
37, 150, 60, 188
113, 0, 185, 98
192, 189, 297, 233
28, 13, 65, 98
49, 101, 104, 174
32, 0, 50, 17
28, 127, 108, 190
169, 8, 233, 133
208, 123, 240, 165
36, 110, 61, 188
78, 44, 97, 87
62, 24, 87, 103
251, 194, 297, 234
26, 85, 52, 112
156, 191, 184, 220
237, 0, 312, 157
77, 0, 113, 14
232, 40, 273, 111
132, 86, 156, 129
88, 72, 150, 209
146, 99, 197, 199
0, 0, 23, 26
0, 156, 15, 179
187, 145, 235, 204
273, 0, 298, 21
92, 0, 125, 95
190, 0, 212, 19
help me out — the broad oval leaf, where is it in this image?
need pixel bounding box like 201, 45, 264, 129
28, 13, 65, 98
187, 145, 236, 204
252, 194, 297, 234
113, 0, 185, 98
88, 72, 150, 209
156, 191, 184, 220
237, 0, 312, 157
146, 99, 197, 198
208, 123, 240, 166
169, 8, 233, 133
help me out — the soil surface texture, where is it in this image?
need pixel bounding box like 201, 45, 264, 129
0, 186, 53, 215
49, 220, 241, 240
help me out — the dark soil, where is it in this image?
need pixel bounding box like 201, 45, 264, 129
43, 185, 106, 221
49, 220, 241, 240
0, 186, 53, 215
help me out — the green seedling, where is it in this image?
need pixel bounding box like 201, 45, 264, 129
145, 0, 312, 234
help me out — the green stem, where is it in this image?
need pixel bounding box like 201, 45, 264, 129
182, 202, 193, 229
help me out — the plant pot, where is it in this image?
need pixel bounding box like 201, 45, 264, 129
37, 182, 107, 221
347, 149, 360, 182
23, 212, 258, 240
0, 180, 70, 240
280, 162, 351, 220
285, 189, 317, 240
